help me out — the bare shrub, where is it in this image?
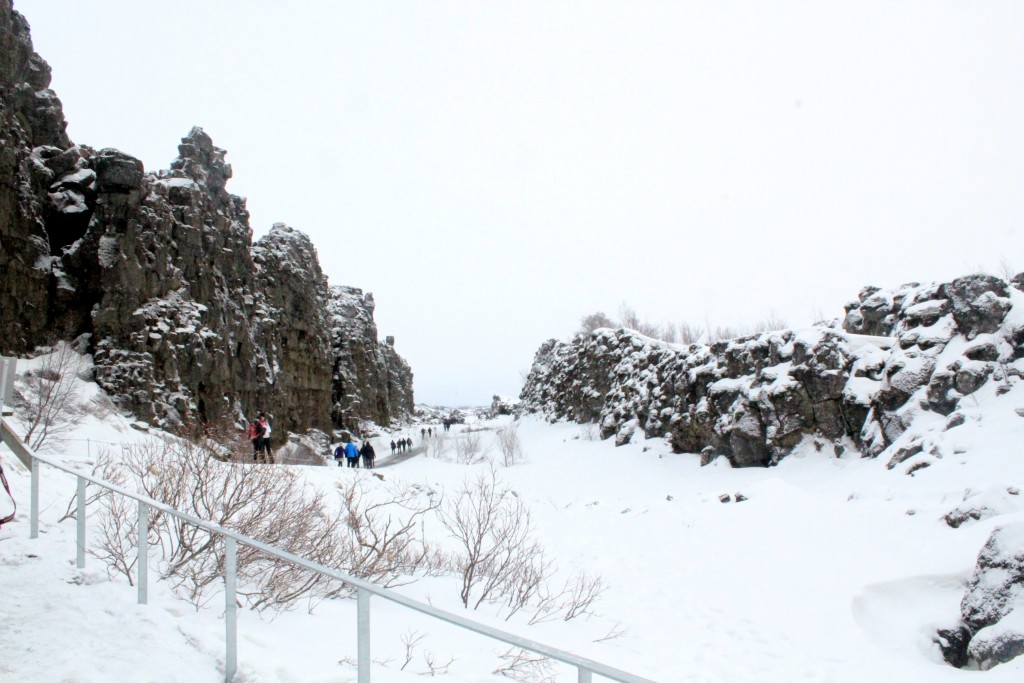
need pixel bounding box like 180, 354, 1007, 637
998, 256, 1016, 282
529, 571, 605, 624
593, 622, 629, 642
58, 445, 125, 523
493, 648, 555, 682
619, 303, 661, 338
17, 341, 86, 451
421, 650, 455, 676
427, 432, 448, 459
454, 431, 484, 464
576, 423, 599, 441
86, 435, 438, 614
335, 477, 441, 587
439, 469, 549, 611
495, 424, 523, 466
750, 311, 788, 334
577, 311, 615, 335
401, 629, 427, 670
678, 320, 704, 345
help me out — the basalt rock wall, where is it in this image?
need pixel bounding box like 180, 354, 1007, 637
0, 2, 413, 435
520, 273, 1024, 468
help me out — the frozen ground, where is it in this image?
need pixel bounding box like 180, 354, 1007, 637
2, 380, 1024, 681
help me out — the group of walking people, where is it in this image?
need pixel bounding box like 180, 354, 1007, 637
390, 437, 413, 455
245, 413, 273, 463
334, 440, 376, 468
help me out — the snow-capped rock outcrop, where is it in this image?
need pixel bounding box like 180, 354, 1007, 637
328, 285, 414, 430
0, 2, 413, 435
936, 523, 1024, 669
520, 273, 1024, 469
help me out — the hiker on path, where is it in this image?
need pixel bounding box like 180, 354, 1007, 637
428, 427, 432, 437
360, 441, 376, 469
246, 419, 261, 460
333, 442, 346, 467
390, 440, 397, 455
345, 440, 360, 468
421, 427, 426, 439
258, 413, 273, 463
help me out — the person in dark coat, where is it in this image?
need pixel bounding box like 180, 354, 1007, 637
390, 440, 397, 455
258, 413, 273, 462
333, 443, 346, 467
360, 441, 376, 469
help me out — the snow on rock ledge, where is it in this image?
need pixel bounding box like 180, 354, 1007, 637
520, 273, 1024, 470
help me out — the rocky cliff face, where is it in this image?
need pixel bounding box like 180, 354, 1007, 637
521, 273, 1024, 668
521, 273, 1024, 468
328, 286, 414, 431
0, 1, 413, 435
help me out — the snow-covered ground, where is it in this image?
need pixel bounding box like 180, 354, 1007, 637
2, 370, 1024, 681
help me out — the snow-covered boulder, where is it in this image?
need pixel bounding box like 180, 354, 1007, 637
939, 522, 1024, 669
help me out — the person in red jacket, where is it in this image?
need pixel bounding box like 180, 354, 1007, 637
245, 418, 261, 461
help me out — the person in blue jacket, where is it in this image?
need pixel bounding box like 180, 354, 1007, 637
345, 440, 360, 468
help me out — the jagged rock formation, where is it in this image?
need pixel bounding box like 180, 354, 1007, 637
0, 1, 413, 435
520, 273, 1023, 468
328, 286, 414, 430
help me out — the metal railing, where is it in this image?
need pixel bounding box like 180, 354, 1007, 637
1, 420, 656, 683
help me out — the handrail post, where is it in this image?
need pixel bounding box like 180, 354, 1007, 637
137, 501, 149, 604
579, 667, 593, 683
30, 456, 39, 538
358, 588, 371, 683
76, 475, 86, 568
225, 536, 237, 683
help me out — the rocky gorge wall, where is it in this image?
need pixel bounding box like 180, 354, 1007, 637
0, 1, 413, 435
521, 273, 1023, 469
520, 272, 1024, 668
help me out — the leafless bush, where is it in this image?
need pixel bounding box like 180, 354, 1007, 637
334, 477, 441, 588
750, 311, 788, 334
575, 423, 599, 441
420, 651, 455, 676
58, 446, 125, 523
998, 256, 1016, 282
678, 320, 704, 345
529, 571, 605, 624
439, 469, 549, 611
17, 341, 86, 451
577, 311, 615, 335
454, 431, 485, 464
619, 303, 661, 338
593, 622, 629, 642
493, 648, 555, 682
401, 629, 428, 670
707, 323, 745, 343
86, 434, 438, 614
427, 432, 448, 459
495, 424, 523, 466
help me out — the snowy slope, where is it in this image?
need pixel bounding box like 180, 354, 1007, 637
2, 359, 1024, 680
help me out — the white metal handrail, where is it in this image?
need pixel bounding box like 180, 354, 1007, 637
2, 426, 657, 683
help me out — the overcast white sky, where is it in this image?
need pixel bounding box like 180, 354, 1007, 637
15, 1, 1024, 406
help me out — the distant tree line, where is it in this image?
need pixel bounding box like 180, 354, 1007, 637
577, 304, 789, 345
